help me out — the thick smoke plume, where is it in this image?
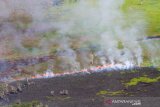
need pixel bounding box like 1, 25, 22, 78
0, 0, 159, 74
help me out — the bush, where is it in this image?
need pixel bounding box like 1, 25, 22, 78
9, 9, 32, 30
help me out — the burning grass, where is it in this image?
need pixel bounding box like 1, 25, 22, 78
0, 0, 159, 83
11, 61, 135, 81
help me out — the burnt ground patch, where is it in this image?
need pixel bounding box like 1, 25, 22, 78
1, 67, 160, 107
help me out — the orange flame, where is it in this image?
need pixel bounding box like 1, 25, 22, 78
9, 61, 134, 82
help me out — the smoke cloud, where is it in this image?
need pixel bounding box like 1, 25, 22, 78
0, 0, 159, 73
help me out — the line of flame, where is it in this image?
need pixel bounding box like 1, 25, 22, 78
5, 61, 134, 82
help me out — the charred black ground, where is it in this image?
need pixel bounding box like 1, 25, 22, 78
1, 67, 160, 107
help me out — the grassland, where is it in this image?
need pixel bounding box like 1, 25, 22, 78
0, 0, 160, 74
123, 0, 160, 36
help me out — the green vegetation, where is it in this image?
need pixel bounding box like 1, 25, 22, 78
10, 101, 48, 107
96, 90, 124, 96
131, 70, 139, 73
125, 76, 160, 87
123, 0, 160, 36
157, 67, 160, 71
46, 96, 71, 101
1, 0, 160, 75
106, 73, 112, 77
141, 58, 153, 67
117, 41, 124, 49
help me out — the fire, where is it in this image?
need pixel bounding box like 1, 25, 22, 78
31, 60, 134, 79
4, 61, 134, 82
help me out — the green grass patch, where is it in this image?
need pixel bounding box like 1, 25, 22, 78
46, 96, 71, 101
125, 76, 160, 87
96, 90, 124, 96
157, 67, 160, 71
117, 41, 124, 49
131, 70, 139, 73
11, 100, 47, 107
122, 0, 160, 36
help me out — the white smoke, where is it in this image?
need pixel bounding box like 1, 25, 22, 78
0, 0, 159, 74
50, 0, 146, 66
